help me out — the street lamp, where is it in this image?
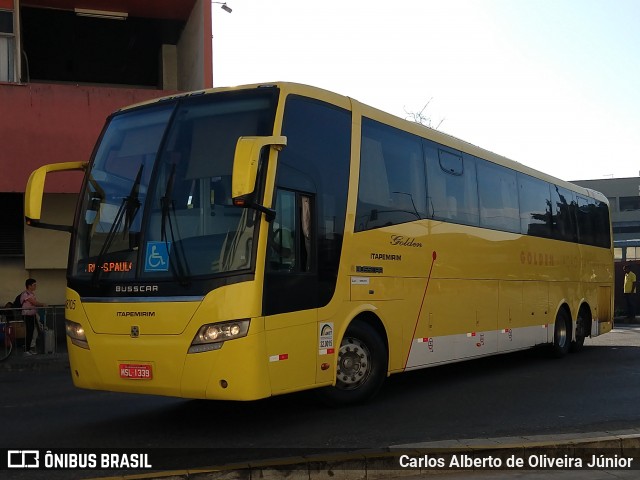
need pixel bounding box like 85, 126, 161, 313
213, 2, 232, 13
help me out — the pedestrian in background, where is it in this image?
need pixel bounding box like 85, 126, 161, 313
623, 265, 637, 321
20, 278, 46, 355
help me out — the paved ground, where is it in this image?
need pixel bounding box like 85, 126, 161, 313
4, 321, 640, 480
76, 429, 640, 480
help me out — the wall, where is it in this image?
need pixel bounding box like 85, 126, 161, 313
177, 0, 210, 91
0, 257, 28, 308
0, 84, 176, 304
0, 82, 176, 193
24, 193, 76, 269
0, 257, 66, 307
3, 193, 76, 305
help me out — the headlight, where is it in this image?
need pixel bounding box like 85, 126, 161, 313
65, 319, 90, 350
188, 319, 250, 353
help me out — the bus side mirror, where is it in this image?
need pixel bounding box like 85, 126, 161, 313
25, 161, 87, 232
232, 136, 287, 204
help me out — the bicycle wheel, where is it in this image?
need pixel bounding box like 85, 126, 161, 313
0, 325, 12, 361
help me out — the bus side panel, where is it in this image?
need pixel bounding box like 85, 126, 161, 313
522, 281, 551, 344
405, 279, 498, 369
580, 243, 614, 335
597, 285, 613, 331
265, 310, 318, 394
498, 281, 524, 352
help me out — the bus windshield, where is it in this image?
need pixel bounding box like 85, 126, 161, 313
71, 90, 278, 283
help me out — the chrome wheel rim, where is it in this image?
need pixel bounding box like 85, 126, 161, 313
336, 337, 372, 390
556, 320, 568, 348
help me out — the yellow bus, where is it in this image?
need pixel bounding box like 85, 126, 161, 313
25, 82, 613, 404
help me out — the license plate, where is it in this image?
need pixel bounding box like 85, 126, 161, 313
119, 363, 153, 380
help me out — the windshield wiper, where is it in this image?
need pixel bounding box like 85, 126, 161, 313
91, 165, 143, 286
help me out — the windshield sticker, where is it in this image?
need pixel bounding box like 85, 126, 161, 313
145, 242, 171, 272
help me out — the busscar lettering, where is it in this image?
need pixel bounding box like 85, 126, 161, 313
370, 253, 402, 261
356, 266, 383, 274
115, 285, 159, 293
116, 312, 156, 317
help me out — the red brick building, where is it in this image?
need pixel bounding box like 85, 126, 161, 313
0, 0, 214, 304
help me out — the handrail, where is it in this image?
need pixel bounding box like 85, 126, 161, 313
0, 305, 65, 354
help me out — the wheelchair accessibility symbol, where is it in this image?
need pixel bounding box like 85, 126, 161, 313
145, 241, 171, 272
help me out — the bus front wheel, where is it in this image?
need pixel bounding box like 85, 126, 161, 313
320, 321, 388, 406
551, 310, 571, 358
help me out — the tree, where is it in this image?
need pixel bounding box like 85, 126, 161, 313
404, 98, 444, 130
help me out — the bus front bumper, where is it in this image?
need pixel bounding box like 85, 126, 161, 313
66, 331, 272, 401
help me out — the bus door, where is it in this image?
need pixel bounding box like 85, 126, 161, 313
263, 189, 318, 394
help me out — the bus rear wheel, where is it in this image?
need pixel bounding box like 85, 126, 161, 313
320, 321, 388, 406
551, 310, 571, 358
570, 311, 588, 353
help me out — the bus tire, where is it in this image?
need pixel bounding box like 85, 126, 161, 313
551, 310, 571, 358
320, 321, 388, 406
570, 310, 588, 353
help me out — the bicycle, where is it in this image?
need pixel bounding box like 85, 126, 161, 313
0, 319, 13, 361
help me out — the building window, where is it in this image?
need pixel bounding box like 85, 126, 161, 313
619, 196, 640, 212
0, 193, 24, 255
0, 10, 15, 83
627, 247, 640, 261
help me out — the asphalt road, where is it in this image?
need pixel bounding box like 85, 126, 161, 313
2, 325, 640, 479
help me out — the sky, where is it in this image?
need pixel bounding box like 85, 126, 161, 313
211, 0, 640, 182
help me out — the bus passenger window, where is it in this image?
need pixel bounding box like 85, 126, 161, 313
477, 160, 519, 233
424, 143, 479, 226
355, 118, 426, 231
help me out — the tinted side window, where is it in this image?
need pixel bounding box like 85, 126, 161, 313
424, 141, 479, 226
575, 196, 610, 248
550, 185, 577, 242
518, 174, 552, 238
578, 197, 611, 248
269, 189, 298, 272
594, 199, 611, 248
576, 196, 595, 246
439, 149, 463, 175
356, 118, 426, 231
477, 160, 519, 233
